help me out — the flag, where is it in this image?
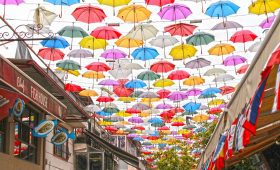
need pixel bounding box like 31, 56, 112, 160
244, 75, 268, 135
272, 66, 280, 112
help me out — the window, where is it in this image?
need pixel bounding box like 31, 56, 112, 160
14, 105, 40, 163
53, 126, 70, 160
0, 118, 7, 153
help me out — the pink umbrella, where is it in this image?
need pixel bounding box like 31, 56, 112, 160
223, 55, 247, 73
1, 0, 24, 18
100, 48, 127, 60
158, 4, 192, 21
167, 91, 188, 101
185, 88, 202, 96
98, 79, 119, 86
259, 15, 276, 29
156, 103, 173, 109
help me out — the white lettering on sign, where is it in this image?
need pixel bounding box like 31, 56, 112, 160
30, 86, 48, 108
16, 76, 25, 93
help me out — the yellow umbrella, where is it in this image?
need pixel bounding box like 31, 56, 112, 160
183, 76, 205, 86
153, 79, 175, 87
98, 121, 112, 126
115, 36, 143, 56
249, 0, 280, 16
208, 43, 235, 61
97, 0, 132, 15
117, 4, 151, 23
79, 89, 98, 97
115, 111, 132, 117
118, 97, 136, 102
56, 68, 80, 76
208, 99, 225, 106
79, 36, 107, 57
169, 44, 197, 60
192, 114, 209, 123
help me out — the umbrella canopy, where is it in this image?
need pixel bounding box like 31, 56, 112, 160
158, 4, 192, 21
33, 6, 57, 26
117, 4, 151, 23
38, 48, 64, 61
72, 5, 106, 29
205, 0, 240, 18
91, 26, 122, 40
41, 36, 69, 49
56, 59, 80, 70
169, 44, 197, 60
164, 23, 197, 37
126, 24, 158, 41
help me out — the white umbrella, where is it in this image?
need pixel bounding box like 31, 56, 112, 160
149, 35, 179, 57
126, 24, 158, 41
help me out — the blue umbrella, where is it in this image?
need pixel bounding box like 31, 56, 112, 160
183, 102, 201, 113
131, 47, 159, 61
148, 117, 163, 124
205, 0, 240, 18
44, 0, 80, 17
41, 36, 69, 49
125, 79, 147, 88
201, 87, 221, 96
96, 111, 113, 116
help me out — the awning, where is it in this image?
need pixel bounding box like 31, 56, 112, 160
83, 129, 139, 168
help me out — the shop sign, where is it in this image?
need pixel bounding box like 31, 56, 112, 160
0, 58, 66, 117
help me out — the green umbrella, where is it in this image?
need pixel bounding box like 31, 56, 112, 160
186, 32, 215, 54
137, 70, 161, 88
56, 59, 81, 71
57, 25, 88, 49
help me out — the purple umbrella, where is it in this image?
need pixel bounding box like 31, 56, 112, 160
100, 48, 127, 60
185, 88, 202, 96
259, 15, 276, 29
223, 55, 247, 73
158, 4, 192, 21
128, 117, 144, 123
1, 0, 24, 18
167, 91, 188, 101
98, 79, 119, 86
156, 103, 173, 109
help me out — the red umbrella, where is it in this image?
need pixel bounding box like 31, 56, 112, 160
145, 0, 175, 7
230, 30, 257, 51
72, 5, 107, 30
64, 83, 83, 92
157, 89, 171, 98
208, 107, 222, 114
171, 122, 185, 127
150, 60, 175, 73
96, 96, 114, 102
168, 70, 190, 89
105, 126, 118, 132
237, 64, 249, 74
85, 62, 111, 72
219, 85, 235, 95
113, 79, 134, 97
164, 23, 197, 42
131, 125, 145, 131
38, 48, 64, 61
91, 26, 122, 40
126, 108, 141, 114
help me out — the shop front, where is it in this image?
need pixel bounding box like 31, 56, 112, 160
0, 56, 67, 170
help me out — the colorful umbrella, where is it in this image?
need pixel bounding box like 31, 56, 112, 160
72, 5, 107, 30
91, 26, 122, 40
158, 4, 192, 21
38, 48, 64, 61
230, 30, 257, 51
169, 44, 197, 60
